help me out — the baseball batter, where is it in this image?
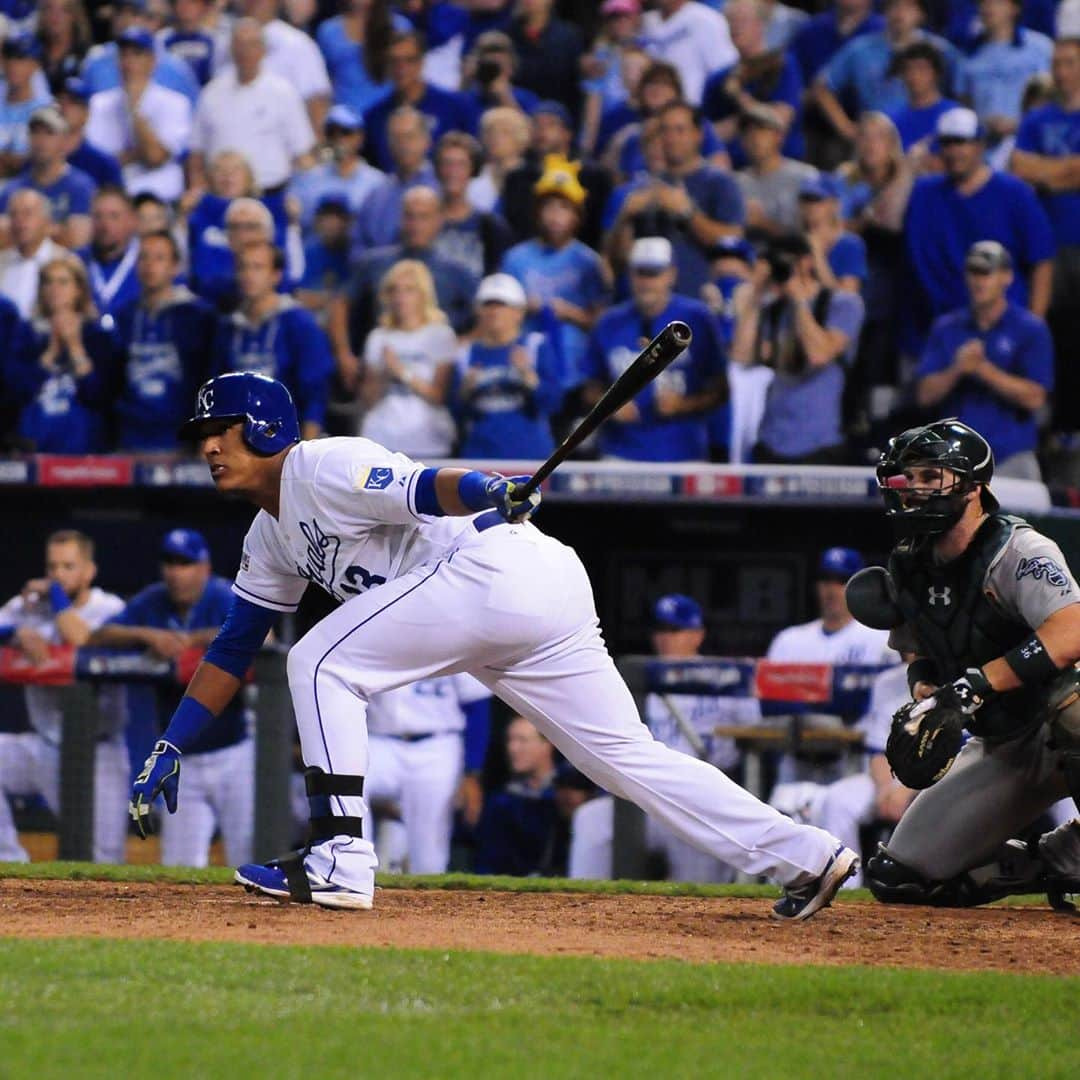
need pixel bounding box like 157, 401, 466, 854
850, 419, 1080, 906
129, 372, 858, 919
366, 673, 491, 874
0, 530, 129, 863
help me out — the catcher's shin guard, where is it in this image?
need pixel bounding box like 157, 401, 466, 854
276, 766, 365, 903
865, 845, 1006, 908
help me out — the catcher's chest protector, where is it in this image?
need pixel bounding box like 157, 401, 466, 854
890, 515, 1041, 739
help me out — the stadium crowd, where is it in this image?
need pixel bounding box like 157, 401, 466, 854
0, 0, 1077, 479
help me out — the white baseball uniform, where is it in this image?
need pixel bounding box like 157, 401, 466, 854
231, 436, 845, 897
365, 673, 490, 874
0, 587, 129, 863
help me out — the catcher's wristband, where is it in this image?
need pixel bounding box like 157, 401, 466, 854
906, 657, 939, 695
1003, 633, 1060, 687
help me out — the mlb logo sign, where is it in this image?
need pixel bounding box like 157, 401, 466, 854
355, 466, 394, 491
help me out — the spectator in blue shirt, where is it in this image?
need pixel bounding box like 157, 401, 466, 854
8, 253, 120, 453
582, 236, 727, 462
288, 104, 386, 231
959, 0, 1052, 148
1011, 38, 1080, 430
797, 175, 867, 294
210, 240, 335, 437
502, 159, 609, 386
791, 0, 884, 85
57, 77, 124, 189
609, 100, 746, 297
0, 34, 52, 176
945, 0, 1056, 54
916, 240, 1053, 479
507, 0, 584, 117
580, 0, 645, 158
89, 528, 254, 868
460, 30, 539, 121
296, 194, 353, 326
79, 186, 142, 320
112, 230, 216, 451
455, 272, 562, 459
158, 0, 220, 87
813, 0, 958, 146
0, 106, 95, 251
316, 0, 404, 117
362, 29, 475, 172
886, 41, 961, 153
906, 107, 1054, 341
729, 233, 865, 464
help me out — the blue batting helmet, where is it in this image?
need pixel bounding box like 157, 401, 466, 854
178, 372, 300, 455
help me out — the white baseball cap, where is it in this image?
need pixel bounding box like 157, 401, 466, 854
935, 107, 982, 141
476, 272, 527, 308
629, 236, 673, 271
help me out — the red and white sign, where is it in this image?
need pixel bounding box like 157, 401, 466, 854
753, 661, 832, 703
0, 644, 75, 686
37, 456, 134, 487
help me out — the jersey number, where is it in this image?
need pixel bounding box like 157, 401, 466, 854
339, 564, 387, 596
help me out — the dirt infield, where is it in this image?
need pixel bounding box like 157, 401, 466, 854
3, 879, 1079, 974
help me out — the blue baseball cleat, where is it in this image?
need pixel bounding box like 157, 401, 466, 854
772, 845, 860, 921
235, 859, 373, 910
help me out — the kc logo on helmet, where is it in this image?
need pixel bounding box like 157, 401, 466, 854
197, 384, 214, 414
928, 586, 952, 606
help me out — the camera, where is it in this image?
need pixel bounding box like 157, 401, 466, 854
476, 58, 502, 85
765, 250, 798, 284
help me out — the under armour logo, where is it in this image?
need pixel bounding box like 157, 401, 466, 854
928, 586, 952, 606
197, 384, 214, 414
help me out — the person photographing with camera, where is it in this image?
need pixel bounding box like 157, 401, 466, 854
729, 233, 865, 464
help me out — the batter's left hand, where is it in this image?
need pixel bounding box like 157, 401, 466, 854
129, 740, 182, 838
484, 474, 541, 523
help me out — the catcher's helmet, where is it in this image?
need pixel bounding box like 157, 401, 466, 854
178, 372, 300, 455
876, 418, 998, 537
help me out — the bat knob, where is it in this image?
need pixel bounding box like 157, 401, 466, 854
668, 320, 692, 349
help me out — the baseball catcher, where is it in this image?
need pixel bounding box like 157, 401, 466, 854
845, 418, 1080, 909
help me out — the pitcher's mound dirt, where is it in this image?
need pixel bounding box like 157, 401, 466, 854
2, 879, 1078, 974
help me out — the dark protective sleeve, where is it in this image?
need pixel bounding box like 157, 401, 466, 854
203, 594, 279, 679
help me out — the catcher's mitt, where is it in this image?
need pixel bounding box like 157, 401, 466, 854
886, 699, 964, 789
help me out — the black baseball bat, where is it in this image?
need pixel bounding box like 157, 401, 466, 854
513, 320, 693, 500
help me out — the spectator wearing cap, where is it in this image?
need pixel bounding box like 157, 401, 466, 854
582, 236, 727, 462
455, 271, 562, 459
702, 0, 805, 168
905, 106, 1054, 347
461, 30, 539, 120
36, 0, 94, 94
315, 0, 405, 119
640, 0, 736, 107
885, 41, 960, 159
361, 29, 475, 173
580, 0, 644, 157
432, 131, 513, 280
158, 0, 221, 88
58, 78, 124, 189
500, 100, 614, 250
568, 592, 749, 883
0, 35, 53, 178
702, 235, 757, 345
210, 239, 334, 438
0, 189, 68, 318
187, 19, 316, 196
357, 258, 458, 456
295, 194, 353, 325
735, 104, 818, 238
501, 158, 609, 387
959, 0, 1052, 148
611, 100, 746, 297
0, 106, 95, 250
1011, 39, 1080, 431
812, 0, 958, 147
730, 233, 865, 465
915, 241, 1053, 480
288, 105, 385, 231
112, 229, 216, 450
351, 104, 437, 251
90, 529, 255, 869
508, 0, 585, 116
798, 175, 866, 294
81, 0, 200, 106
83, 27, 192, 202
78, 186, 141, 320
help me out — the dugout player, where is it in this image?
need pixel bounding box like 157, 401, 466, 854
129, 371, 860, 919
0, 530, 128, 863
89, 529, 255, 868
850, 417, 1080, 906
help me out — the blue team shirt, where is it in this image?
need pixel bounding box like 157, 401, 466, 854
827, 231, 868, 285
299, 239, 350, 294
946, 0, 1056, 53
0, 93, 53, 157
159, 28, 218, 87
0, 165, 96, 221
917, 302, 1054, 461
108, 576, 247, 755
67, 139, 123, 188
316, 13, 409, 116
352, 165, 438, 251
617, 121, 725, 178
362, 85, 477, 172
81, 43, 200, 105
112, 289, 217, 450
1014, 103, 1080, 247
583, 295, 725, 461
288, 159, 385, 229
210, 299, 334, 427
455, 332, 562, 459
78, 241, 142, 319
959, 30, 1053, 124
905, 171, 1055, 324
666, 166, 746, 296
888, 98, 961, 151
791, 11, 884, 83
501, 238, 608, 385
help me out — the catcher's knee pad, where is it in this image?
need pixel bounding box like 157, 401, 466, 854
865, 845, 987, 907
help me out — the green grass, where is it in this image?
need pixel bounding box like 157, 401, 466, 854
0, 938, 1076, 1079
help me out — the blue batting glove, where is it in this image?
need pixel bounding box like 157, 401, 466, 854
129, 739, 181, 839
484, 474, 541, 523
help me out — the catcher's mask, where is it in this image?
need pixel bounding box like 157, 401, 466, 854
876, 418, 998, 539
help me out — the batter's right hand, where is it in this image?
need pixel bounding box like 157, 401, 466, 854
129, 740, 182, 839
484, 474, 541, 523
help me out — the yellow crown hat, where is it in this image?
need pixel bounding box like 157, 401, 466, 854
533, 155, 587, 208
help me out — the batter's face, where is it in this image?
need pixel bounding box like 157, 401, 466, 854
161, 558, 211, 607
199, 420, 271, 494
46, 540, 96, 599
